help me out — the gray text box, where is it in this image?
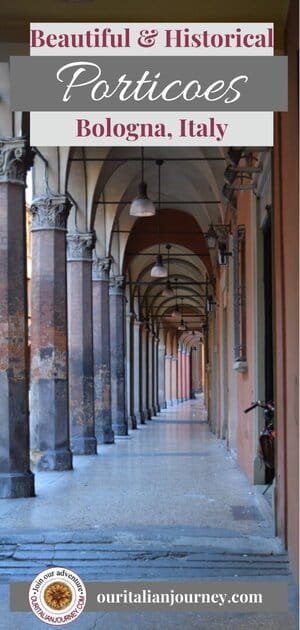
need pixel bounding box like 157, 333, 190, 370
11, 580, 288, 613
10, 56, 287, 112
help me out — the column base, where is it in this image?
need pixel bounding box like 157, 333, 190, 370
35, 448, 73, 472
166, 400, 173, 407
134, 411, 145, 425
148, 407, 155, 418
113, 422, 128, 436
153, 406, 158, 416
0, 471, 35, 499
129, 415, 137, 430
96, 429, 115, 445
71, 437, 97, 455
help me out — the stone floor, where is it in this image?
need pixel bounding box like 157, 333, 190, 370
0, 399, 298, 629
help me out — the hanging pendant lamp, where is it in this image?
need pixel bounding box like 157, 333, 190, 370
151, 160, 167, 278
130, 147, 156, 217
162, 244, 174, 296
171, 277, 180, 318
177, 297, 186, 330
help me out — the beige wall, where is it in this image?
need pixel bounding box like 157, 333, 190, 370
273, 0, 299, 582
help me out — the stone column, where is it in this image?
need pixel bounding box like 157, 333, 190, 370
147, 329, 154, 418
30, 194, 73, 471
133, 320, 144, 424
67, 232, 97, 455
158, 343, 166, 410
186, 351, 191, 400
165, 354, 172, 407
141, 324, 149, 420
191, 347, 198, 397
0, 138, 35, 497
109, 276, 128, 435
171, 355, 178, 405
153, 336, 159, 414
92, 256, 114, 444
126, 313, 137, 429
182, 349, 187, 401
199, 343, 204, 392
177, 348, 182, 402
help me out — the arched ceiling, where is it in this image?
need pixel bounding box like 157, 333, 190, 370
67, 146, 227, 338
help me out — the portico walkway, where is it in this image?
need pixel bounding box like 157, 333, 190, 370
0, 399, 298, 629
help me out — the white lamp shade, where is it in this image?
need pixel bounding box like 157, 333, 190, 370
172, 307, 180, 318
162, 281, 174, 298
129, 182, 156, 217
151, 254, 168, 278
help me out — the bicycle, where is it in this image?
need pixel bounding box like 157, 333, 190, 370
244, 401, 275, 492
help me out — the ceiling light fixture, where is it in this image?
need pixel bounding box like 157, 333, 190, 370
130, 147, 156, 217
172, 278, 181, 318
162, 244, 174, 296
151, 160, 167, 278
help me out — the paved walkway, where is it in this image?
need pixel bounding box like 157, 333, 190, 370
0, 399, 298, 629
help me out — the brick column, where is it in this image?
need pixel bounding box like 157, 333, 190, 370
148, 329, 154, 418
141, 324, 149, 420
182, 349, 187, 401
177, 348, 183, 402
126, 313, 137, 429
109, 276, 128, 436
0, 138, 35, 497
133, 320, 144, 424
92, 256, 114, 444
171, 355, 178, 405
158, 342, 166, 410
153, 335, 159, 413
30, 194, 72, 471
67, 232, 97, 455
165, 354, 172, 407
186, 350, 191, 400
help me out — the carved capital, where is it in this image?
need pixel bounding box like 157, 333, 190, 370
67, 231, 95, 262
109, 275, 125, 295
92, 255, 112, 281
0, 138, 27, 185
31, 195, 71, 231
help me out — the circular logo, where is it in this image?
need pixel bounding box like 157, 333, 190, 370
29, 567, 86, 626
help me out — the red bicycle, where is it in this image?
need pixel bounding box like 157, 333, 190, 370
244, 401, 275, 489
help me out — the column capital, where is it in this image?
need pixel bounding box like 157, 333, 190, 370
31, 194, 71, 231
67, 231, 95, 262
134, 319, 144, 328
0, 137, 27, 186
92, 255, 112, 281
109, 275, 125, 295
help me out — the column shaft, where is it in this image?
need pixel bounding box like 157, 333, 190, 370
67, 232, 97, 454
92, 257, 114, 444
30, 194, 72, 471
171, 356, 178, 405
148, 330, 154, 417
126, 314, 137, 429
141, 325, 149, 420
158, 344, 166, 410
165, 355, 172, 407
0, 138, 35, 497
177, 350, 182, 402
133, 321, 144, 423
109, 277, 128, 435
